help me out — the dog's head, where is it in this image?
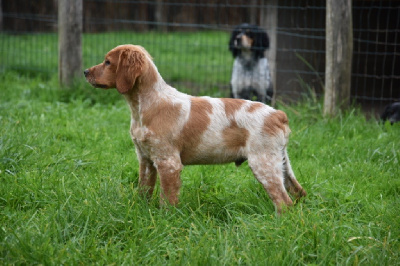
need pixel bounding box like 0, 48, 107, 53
84, 44, 155, 94
381, 102, 400, 124
229, 23, 270, 58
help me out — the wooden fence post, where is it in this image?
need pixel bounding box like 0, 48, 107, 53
250, 0, 257, 25
261, 0, 277, 106
58, 0, 82, 87
324, 0, 353, 116
155, 0, 166, 32
0, 0, 3, 31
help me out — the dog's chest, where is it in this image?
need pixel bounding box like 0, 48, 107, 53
231, 57, 270, 88
129, 117, 182, 160
129, 120, 154, 155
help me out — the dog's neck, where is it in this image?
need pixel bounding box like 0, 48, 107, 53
241, 49, 253, 59
122, 64, 177, 124
239, 49, 257, 68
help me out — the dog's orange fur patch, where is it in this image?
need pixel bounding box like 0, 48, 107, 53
263, 110, 288, 136
223, 120, 249, 151
141, 100, 182, 135
247, 102, 264, 113
179, 98, 213, 163
137, 63, 158, 92
157, 161, 182, 205
221, 98, 245, 118
115, 47, 146, 93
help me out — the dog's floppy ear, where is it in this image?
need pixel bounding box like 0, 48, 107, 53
260, 30, 270, 50
257, 28, 269, 50
116, 48, 145, 94
253, 28, 270, 58
229, 28, 241, 57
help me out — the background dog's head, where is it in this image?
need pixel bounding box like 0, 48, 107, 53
229, 23, 270, 59
381, 102, 400, 124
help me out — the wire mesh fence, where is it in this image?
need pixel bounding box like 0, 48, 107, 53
1, 0, 399, 114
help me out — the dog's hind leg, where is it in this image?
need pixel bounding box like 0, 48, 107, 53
282, 148, 307, 200
248, 153, 293, 214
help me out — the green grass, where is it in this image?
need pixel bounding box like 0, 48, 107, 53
1, 69, 399, 265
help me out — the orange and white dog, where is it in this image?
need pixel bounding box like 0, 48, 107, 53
84, 44, 306, 214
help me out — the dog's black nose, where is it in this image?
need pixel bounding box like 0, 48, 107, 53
84, 69, 89, 77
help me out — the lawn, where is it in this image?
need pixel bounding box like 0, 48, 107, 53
0, 33, 399, 264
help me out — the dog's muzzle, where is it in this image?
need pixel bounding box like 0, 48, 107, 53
234, 33, 244, 47
83, 69, 107, 88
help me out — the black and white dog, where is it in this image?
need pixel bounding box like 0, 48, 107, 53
229, 23, 273, 103
381, 102, 400, 124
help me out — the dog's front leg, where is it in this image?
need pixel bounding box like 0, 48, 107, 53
138, 158, 157, 200
154, 156, 183, 206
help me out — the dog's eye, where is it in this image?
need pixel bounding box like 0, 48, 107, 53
105, 60, 111, 66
